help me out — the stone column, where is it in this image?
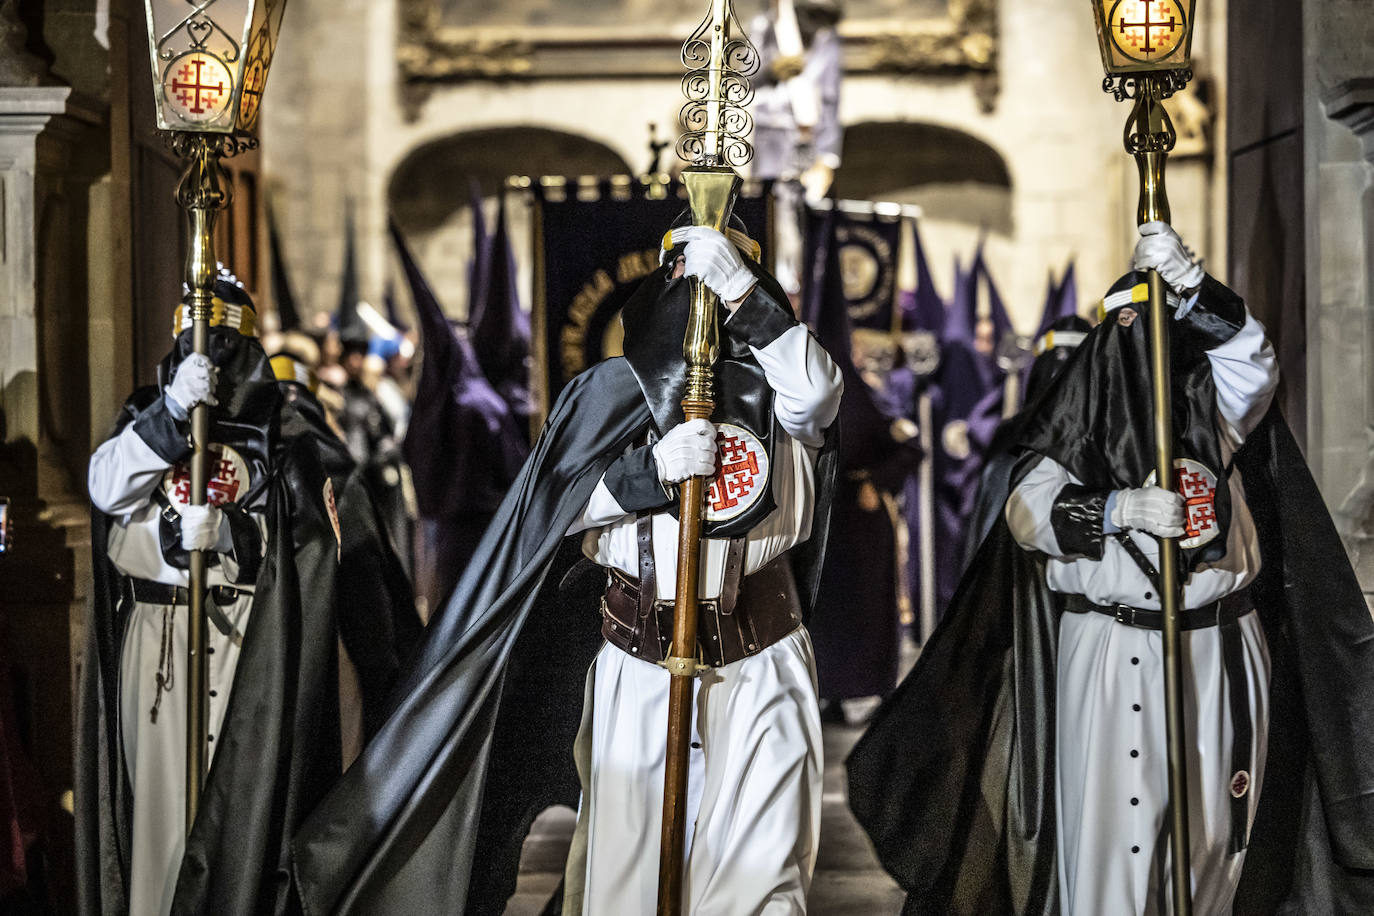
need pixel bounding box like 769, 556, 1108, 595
1324, 82, 1374, 592
0, 4, 104, 906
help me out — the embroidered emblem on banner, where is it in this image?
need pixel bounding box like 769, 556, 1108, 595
1230, 770, 1251, 799
706, 424, 770, 523
164, 444, 250, 510
323, 479, 342, 560
1145, 457, 1220, 549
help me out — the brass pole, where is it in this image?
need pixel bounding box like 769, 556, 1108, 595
1129, 75, 1193, 916
173, 134, 231, 832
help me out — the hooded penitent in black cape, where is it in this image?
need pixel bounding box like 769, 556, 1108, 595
276, 377, 424, 740
804, 212, 920, 700
847, 273, 1374, 915
291, 256, 838, 916
76, 327, 348, 916
390, 219, 528, 615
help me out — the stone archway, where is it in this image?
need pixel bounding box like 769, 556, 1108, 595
388, 126, 633, 234
386, 126, 634, 319
832, 121, 1013, 234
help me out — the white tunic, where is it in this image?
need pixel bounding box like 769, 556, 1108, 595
89, 423, 263, 916
563, 323, 842, 914
1007, 312, 1279, 916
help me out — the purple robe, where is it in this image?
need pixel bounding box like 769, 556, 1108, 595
391, 220, 528, 613
805, 212, 920, 699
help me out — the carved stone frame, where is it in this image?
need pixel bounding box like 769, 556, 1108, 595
397, 0, 998, 98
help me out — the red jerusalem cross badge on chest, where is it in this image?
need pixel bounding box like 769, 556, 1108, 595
1147, 457, 1221, 550
164, 444, 251, 511
705, 424, 771, 523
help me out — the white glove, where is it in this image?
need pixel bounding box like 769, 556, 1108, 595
166, 353, 219, 419
1133, 221, 1205, 296
652, 419, 718, 486
1111, 486, 1186, 538
669, 226, 757, 302
179, 503, 227, 553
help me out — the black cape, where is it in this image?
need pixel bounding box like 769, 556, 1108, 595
847, 278, 1374, 915
76, 385, 347, 916
292, 284, 839, 914
278, 382, 424, 739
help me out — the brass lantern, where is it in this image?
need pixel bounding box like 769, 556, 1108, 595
144, 0, 289, 134
1091, 0, 1197, 76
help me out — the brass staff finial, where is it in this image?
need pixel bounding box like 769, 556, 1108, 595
676, 0, 759, 169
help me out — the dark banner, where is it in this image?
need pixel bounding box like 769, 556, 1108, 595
533, 178, 771, 413
804, 206, 901, 333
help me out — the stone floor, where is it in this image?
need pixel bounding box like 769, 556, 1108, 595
504, 717, 906, 914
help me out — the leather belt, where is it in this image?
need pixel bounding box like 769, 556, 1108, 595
126, 578, 246, 640
1062, 591, 1248, 631
600, 515, 801, 669
1064, 587, 1255, 853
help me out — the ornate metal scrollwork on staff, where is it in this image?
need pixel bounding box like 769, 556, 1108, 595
675, 0, 759, 169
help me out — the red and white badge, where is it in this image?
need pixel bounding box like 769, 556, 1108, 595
1145, 457, 1220, 550
164, 444, 250, 510
706, 424, 770, 523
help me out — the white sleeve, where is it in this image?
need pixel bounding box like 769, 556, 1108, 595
566, 478, 632, 536
87, 425, 172, 517
1005, 455, 1081, 556
748, 324, 843, 449
1205, 312, 1279, 445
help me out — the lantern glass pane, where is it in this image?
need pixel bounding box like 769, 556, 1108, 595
237, 0, 289, 132
144, 0, 256, 133
1094, 0, 1195, 75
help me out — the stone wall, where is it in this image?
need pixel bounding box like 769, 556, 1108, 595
1301, 0, 1374, 595
261, 0, 1229, 334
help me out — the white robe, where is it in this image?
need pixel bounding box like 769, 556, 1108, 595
89, 424, 263, 916
1007, 311, 1279, 916
563, 323, 842, 914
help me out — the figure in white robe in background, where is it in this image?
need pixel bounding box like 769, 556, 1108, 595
88, 328, 263, 916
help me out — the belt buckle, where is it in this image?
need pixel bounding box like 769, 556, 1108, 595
1114, 605, 1136, 627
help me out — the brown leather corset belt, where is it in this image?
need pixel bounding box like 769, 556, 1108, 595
600, 516, 802, 668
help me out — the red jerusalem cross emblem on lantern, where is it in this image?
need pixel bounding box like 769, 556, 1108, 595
162, 52, 234, 124
1147, 457, 1220, 549
706, 424, 770, 523
1107, 0, 1188, 64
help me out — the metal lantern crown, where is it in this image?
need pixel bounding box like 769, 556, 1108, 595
144, 0, 289, 134
1091, 0, 1196, 75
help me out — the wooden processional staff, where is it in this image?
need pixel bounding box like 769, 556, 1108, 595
657, 1, 759, 912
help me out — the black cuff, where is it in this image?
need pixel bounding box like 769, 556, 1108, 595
132, 397, 193, 464
603, 445, 675, 514
1050, 485, 1111, 560
221, 502, 263, 585
1176, 274, 1247, 351
725, 274, 797, 350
